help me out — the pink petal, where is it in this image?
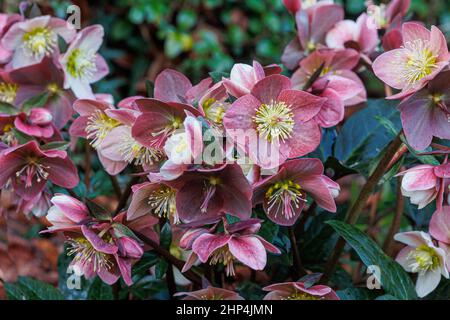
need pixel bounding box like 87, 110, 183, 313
51, 193, 89, 223
430, 207, 450, 244
154, 69, 192, 103
228, 236, 267, 270
277, 89, 324, 122
192, 233, 230, 262
81, 225, 118, 254
251, 75, 291, 105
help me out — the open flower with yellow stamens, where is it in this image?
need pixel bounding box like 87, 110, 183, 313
2, 15, 75, 69
395, 231, 449, 298
175, 286, 244, 300
253, 158, 339, 226
373, 22, 450, 100
60, 25, 109, 99
223, 75, 325, 169
263, 282, 339, 300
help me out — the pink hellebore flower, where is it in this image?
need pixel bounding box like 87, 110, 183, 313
131, 98, 200, 152
394, 231, 448, 298
253, 158, 339, 226
373, 22, 450, 100
2, 15, 75, 69
175, 286, 244, 300
430, 206, 450, 247
222, 60, 282, 98
398, 70, 450, 151
167, 164, 252, 224
45, 193, 90, 232
0, 68, 41, 107
263, 282, 339, 300
185, 219, 280, 276
282, 3, 344, 69
366, 0, 410, 30
8, 58, 75, 128
325, 13, 379, 56
0, 140, 79, 200
60, 25, 109, 99
291, 48, 365, 127
127, 181, 178, 224
223, 75, 325, 168
14, 108, 54, 138
397, 165, 440, 209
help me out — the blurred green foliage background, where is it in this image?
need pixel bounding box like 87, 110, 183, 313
2, 0, 450, 101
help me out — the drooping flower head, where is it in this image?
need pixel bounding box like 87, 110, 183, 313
263, 281, 339, 300
60, 25, 109, 99
395, 231, 449, 298
0, 140, 79, 200
182, 218, 280, 276
253, 158, 339, 226
223, 75, 325, 168
167, 164, 252, 224
14, 108, 54, 138
373, 22, 450, 99
2, 15, 76, 68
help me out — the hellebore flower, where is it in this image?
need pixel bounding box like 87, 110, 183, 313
282, 3, 344, 69
325, 13, 379, 57
174, 286, 244, 300
291, 48, 365, 127
183, 219, 280, 276
167, 164, 252, 223
0, 140, 79, 200
99, 107, 163, 169
8, 58, 75, 128
45, 193, 89, 232
60, 25, 109, 99
394, 231, 448, 298
398, 71, 450, 151
131, 98, 200, 152
253, 158, 339, 226
397, 165, 440, 209
0, 114, 18, 146
0, 68, 42, 107
223, 60, 282, 98
366, 0, 410, 30
14, 108, 54, 138
2, 15, 76, 69
373, 22, 450, 100
223, 75, 325, 168
263, 282, 339, 300
127, 181, 179, 224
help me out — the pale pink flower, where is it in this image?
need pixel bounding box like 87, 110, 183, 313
395, 231, 448, 298
174, 286, 244, 300
263, 281, 339, 300
373, 22, 450, 99
2, 15, 75, 69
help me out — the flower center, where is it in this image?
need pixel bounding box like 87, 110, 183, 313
47, 83, 60, 95
85, 110, 120, 148
265, 180, 306, 219
402, 39, 438, 84
66, 48, 97, 79
16, 158, 50, 187
210, 245, 235, 276
283, 290, 321, 300
67, 237, 113, 273
203, 98, 227, 125
0, 82, 18, 104
148, 185, 178, 223
408, 244, 440, 274
118, 126, 162, 165
253, 100, 294, 142
22, 27, 56, 58
150, 117, 183, 149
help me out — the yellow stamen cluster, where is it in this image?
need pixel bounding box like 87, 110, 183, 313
66, 48, 97, 79
148, 185, 178, 223
67, 237, 113, 272
253, 100, 294, 142
22, 27, 56, 58
210, 245, 235, 276
282, 290, 321, 300
0, 82, 18, 104
203, 98, 227, 125
266, 180, 305, 219
402, 39, 438, 84
408, 245, 440, 274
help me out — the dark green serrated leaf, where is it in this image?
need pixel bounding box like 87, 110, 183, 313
5, 277, 64, 300
87, 277, 114, 300
327, 220, 417, 300
208, 71, 229, 83
155, 260, 168, 279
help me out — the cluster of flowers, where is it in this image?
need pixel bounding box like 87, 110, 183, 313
1, 0, 449, 300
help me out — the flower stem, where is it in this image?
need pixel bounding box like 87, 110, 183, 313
321, 132, 404, 283
84, 141, 91, 190
114, 175, 140, 215
382, 175, 404, 256
288, 226, 306, 278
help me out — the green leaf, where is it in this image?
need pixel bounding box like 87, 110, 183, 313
155, 260, 168, 279
0, 102, 17, 114
112, 223, 143, 244
337, 287, 379, 300
132, 252, 159, 276
11, 128, 33, 144
87, 277, 114, 300
209, 71, 229, 83
145, 80, 154, 98
41, 141, 70, 151
22, 92, 50, 112
5, 277, 64, 300
334, 99, 401, 173
85, 198, 112, 221
327, 220, 417, 300
160, 222, 172, 249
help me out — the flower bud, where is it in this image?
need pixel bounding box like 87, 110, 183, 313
29, 108, 53, 126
